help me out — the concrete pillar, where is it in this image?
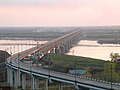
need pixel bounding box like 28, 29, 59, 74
31, 75, 35, 90
67, 42, 71, 49
75, 83, 79, 90
14, 71, 17, 88
50, 48, 55, 53
7, 67, 10, 84
55, 47, 61, 54
21, 73, 26, 90
44, 78, 48, 90
9, 68, 13, 86
64, 43, 68, 53
35, 77, 39, 90
59, 82, 63, 90
60, 46, 65, 54
69, 41, 72, 48
14, 70, 21, 89
18, 70, 21, 88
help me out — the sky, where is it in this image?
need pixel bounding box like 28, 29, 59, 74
0, 0, 120, 26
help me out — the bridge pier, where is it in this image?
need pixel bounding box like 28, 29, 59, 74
7, 67, 10, 85
55, 47, 61, 54
14, 70, 17, 88
59, 82, 63, 90
31, 75, 35, 90
59, 45, 65, 54
63, 43, 69, 53
35, 77, 39, 90
14, 70, 21, 89
50, 48, 56, 53
44, 78, 48, 90
9, 68, 13, 86
21, 73, 26, 90
65, 43, 69, 53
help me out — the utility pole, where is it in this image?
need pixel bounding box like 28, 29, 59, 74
72, 50, 79, 90
48, 51, 52, 83
111, 63, 113, 89
36, 42, 39, 66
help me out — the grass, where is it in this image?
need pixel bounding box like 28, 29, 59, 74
41, 53, 105, 73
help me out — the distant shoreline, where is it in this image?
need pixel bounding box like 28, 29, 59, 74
97, 39, 120, 44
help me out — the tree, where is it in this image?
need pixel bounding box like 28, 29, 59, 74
110, 52, 120, 62
102, 61, 119, 82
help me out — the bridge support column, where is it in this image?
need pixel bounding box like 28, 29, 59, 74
9, 68, 13, 86
50, 48, 56, 53
64, 44, 67, 53
7, 67, 10, 84
21, 73, 26, 90
60, 45, 65, 54
18, 70, 21, 88
31, 75, 39, 90
67, 42, 71, 50
14, 71, 17, 88
59, 82, 63, 90
55, 47, 62, 54
31, 75, 35, 90
35, 77, 39, 90
14, 70, 21, 89
44, 78, 48, 90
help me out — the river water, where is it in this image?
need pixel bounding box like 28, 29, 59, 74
0, 40, 47, 55
67, 40, 120, 61
0, 40, 120, 61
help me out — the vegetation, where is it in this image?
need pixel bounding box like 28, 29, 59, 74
0, 27, 73, 40
110, 52, 120, 62
0, 50, 10, 82
40, 54, 105, 73
39, 53, 120, 83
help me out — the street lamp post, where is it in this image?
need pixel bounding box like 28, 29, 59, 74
48, 52, 51, 76
111, 63, 113, 89
17, 44, 20, 69
36, 41, 39, 66
72, 50, 79, 90
48, 51, 52, 83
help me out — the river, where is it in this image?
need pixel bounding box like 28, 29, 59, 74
67, 40, 120, 61
0, 40, 47, 55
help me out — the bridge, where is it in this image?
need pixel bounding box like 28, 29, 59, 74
5, 30, 120, 90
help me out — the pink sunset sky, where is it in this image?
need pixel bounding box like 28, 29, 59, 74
0, 0, 120, 26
